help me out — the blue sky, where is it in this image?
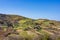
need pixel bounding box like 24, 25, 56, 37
0, 0, 60, 21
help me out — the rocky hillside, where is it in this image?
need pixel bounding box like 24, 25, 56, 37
0, 14, 60, 40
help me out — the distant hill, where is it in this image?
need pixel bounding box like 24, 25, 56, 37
0, 14, 30, 27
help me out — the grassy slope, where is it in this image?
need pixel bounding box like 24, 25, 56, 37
0, 14, 60, 40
